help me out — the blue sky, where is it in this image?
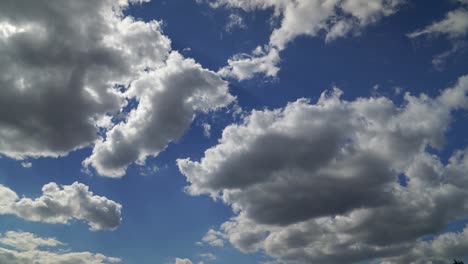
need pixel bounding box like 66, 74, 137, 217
0, 0, 468, 263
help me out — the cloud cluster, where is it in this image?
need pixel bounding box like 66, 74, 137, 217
0, 231, 121, 264
179, 75, 468, 263
0, 182, 122, 231
0, 0, 234, 177
205, 0, 404, 80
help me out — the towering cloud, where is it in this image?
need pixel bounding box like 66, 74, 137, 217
0, 182, 122, 231
179, 75, 468, 263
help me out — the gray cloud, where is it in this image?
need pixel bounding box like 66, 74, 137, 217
0, 0, 171, 159
0, 231, 121, 264
0, 182, 122, 231
180, 75, 468, 263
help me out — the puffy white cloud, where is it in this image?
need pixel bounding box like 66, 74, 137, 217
0, 182, 122, 231
83, 52, 234, 177
0, 231, 121, 264
181, 75, 468, 263
206, 0, 404, 80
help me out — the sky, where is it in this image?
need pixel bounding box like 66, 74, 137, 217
0, 0, 468, 263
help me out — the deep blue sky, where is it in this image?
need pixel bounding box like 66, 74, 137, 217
1, 0, 467, 263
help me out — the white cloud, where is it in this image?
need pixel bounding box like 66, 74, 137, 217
225, 13, 247, 32
206, 0, 404, 80
175, 258, 193, 264
0, 182, 122, 231
83, 52, 234, 177
408, 3, 468, 69
201, 229, 226, 247
408, 7, 468, 39
202, 123, 212, 138
20, 162, 32, 168
180, 75, 468, 263
198, 253, 216, 261
0, 231, 121, 264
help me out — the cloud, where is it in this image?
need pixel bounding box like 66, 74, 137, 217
408, 7, 468, 39
225, 13, 247, 32
1, 0, 234, 178
180, 75, 468, 263
198, 253, 216, 261
175, 258, 193, 264
20, 162, 32, 168
0, 0, 171, 159
201, 229, 226, 247
408, 2, 468, 69
0, 182, 122, 231
83, 52, 234, 177
205, 0, 404, 80
0, 231, 121, 264
382, 225, 468, 264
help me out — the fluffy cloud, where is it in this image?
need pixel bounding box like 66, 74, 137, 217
0, 182, 122, 231
179, 75, 468, 263
0, 231, 121, 264
83, 52, 234, 177
0, 0, 234, 178
0, 0, 170, 159
205, 0, 404, 80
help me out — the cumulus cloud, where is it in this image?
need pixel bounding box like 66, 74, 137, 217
0, 231, 121, 264
0, 0, 170, 159
0, 182, 122, 231
0, 0, 234, 178
83, 52, 234, 177
204, 0, 404, 80
179, 75, 468, 263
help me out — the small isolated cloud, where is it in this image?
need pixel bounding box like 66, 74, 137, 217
175, 258, 193, 264
225, 13, 246, 32
0, 231, 121, 264
202, 123, 212, 138
0, 182, 122, 231
20, 162, 32, 168
198, 253, 216, 261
